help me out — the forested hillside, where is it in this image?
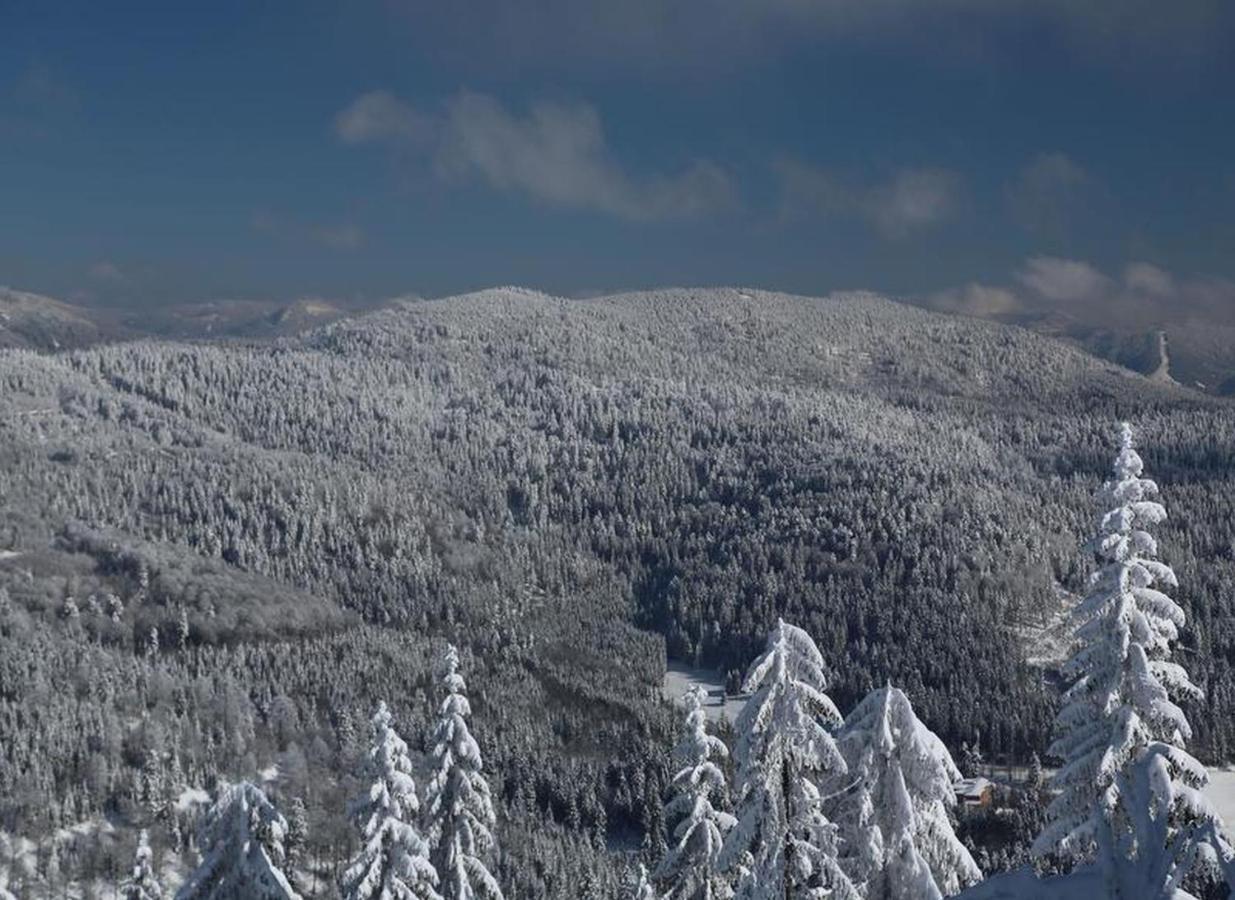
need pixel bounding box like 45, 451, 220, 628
2, 287, 1235, 895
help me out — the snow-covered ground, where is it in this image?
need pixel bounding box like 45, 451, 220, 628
0, 550, 21, 561
1206, 768, 1235, 839
174, 785, 211, 814
662, 663, 747, 724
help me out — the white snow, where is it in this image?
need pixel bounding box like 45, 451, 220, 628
957, 865, 1103, 899
0, 551, 21, 561
662, 663, 747, 724
1205, 768, 1235, 840
175, 786, 211, 813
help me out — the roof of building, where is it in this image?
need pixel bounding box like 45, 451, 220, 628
954, 777, 994, 797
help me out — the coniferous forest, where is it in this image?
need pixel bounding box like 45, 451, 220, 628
3, 287, 1235, 898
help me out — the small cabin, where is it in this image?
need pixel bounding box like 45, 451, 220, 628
954, 777, 995, 808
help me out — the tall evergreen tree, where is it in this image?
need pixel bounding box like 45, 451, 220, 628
175, 781, 300, 900
1033, 423, 1232, 896
628, 863, 658, 900
654, 685, 735, 900
424, 644, 503, 900
833, 684, 980, 899
720, 620, 858, 899
341, 701, 441, 900
121, 829, 164, 900
286, 797, 308, 878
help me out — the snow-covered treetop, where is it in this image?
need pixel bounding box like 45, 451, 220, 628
426, 643, 503, 900
734, 618, 845, 777
654, 685, 735, 894
839, 685, 963, 809
342, 701, 440, 900
353, 700, 420, 824
432, 644, 482, 773
1070, 422, 1196, 745
674, 684, 729, 777
176, 781, 300, 900
722, 620, 854, 896
837, 684, 980, 898
1035, 422, 1203, 865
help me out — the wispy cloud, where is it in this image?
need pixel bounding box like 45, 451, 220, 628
1015, 256, 1111, 303
334, 90, 429, 145
775, 159, 963, 237
926, 256, 1235, 328
925, 283, 1021, 317
336, 90, 736, 221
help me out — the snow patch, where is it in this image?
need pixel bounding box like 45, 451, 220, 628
175, 786, 211, 813
663, 663, 747, 724
957, 864, 1103, 898
1205, 768, 1235, 841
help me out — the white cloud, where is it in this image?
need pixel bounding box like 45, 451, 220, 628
1016, 256, 1111, 303
335, 91, 430, 145
926, 282, 1021, 317
926, 257, 1235, 329
775, 159, 963, 237
865, 168, 962, 237
337, 90, 736, 221
1124, 261, 1175, 297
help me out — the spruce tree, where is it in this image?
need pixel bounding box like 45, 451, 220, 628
628, 863, 658, 900
833, 684, 979, 899
121, 829, 164, 900
424, 644, 503, 900
720, 620, 858, 899
175, 781, 301, 900
341, 701, 440, 900
286, 797, 308, 878
654, 685, 735, 900
1033, 423, 1233, 895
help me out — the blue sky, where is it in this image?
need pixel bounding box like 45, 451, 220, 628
2, 0, 1233, 319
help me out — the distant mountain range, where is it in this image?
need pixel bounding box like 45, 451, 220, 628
5, 283, 1235, 394
0, 286, 366, 348
906, 295, 1235, 396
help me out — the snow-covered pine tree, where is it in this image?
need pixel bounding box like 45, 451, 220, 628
286, 797, 308, 876
720, 619, 858, 899
341, 701, 441, 900
628, 863, 658, 900
424, 644, 503, 900
1033, 423, 1232, 896
833, 684, 980, 899
654, 684, 736, 900
121, 829, 164, 900
175, 781, 301, 900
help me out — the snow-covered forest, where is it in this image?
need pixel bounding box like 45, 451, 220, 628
3, 288, 1235, 898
